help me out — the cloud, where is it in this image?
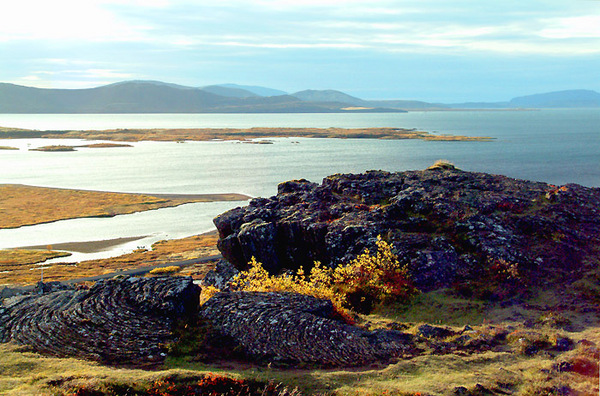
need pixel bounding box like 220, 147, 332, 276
539, 15, 600, 38
3, 0, 599, 96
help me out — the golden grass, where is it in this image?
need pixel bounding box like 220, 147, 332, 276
0, 232, 219, 286
148, 265, 182, 275
1, 287, 598, 395
0, 249, 71, 267
0, 184, 248, 229
2, 127, 494, 142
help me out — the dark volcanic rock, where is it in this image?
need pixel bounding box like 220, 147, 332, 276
0, 277, 200, 366
200, 291, 414, 366
201, 259, 240, 290
214, 169, 600, 292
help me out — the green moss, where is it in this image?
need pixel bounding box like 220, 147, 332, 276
373, 289, 486, 326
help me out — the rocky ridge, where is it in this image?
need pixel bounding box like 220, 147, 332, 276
214, 167, 600, 295
0, 277, 199, 366
200, 291, 415, 366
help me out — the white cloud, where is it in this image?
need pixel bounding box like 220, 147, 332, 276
0, 0, 151, 42
539, 15, 600, 39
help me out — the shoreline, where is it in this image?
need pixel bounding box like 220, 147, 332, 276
15, 235, 149, 254
0, 184, 251, 229
0, 126, 494, 142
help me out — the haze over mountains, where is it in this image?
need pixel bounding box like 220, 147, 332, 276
0, 80, 598, 113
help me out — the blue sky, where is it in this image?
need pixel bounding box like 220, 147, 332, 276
1, 0, 599, 102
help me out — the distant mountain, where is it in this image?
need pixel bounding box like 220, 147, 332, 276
369, 100, 449, 110
291, 90, 368, 106
0, 81, 399, 114
509, 90, 600, 108
446, 90, 600, 109
217, 84, 288, 97
1, 81, 596, 113
200, 85, 258, 98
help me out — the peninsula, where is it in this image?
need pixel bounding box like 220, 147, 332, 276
0, 184, 250, 229
0, 126, 493, 142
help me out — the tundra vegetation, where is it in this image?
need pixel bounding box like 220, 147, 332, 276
1, 166, 599, 395
0, 126, 493, 142
0, 184, 247, 229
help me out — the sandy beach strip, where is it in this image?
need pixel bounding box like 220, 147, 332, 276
15, 236, 149, 253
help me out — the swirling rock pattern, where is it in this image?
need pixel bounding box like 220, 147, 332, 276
0, 277, 200, 366
200, 291, 414, 366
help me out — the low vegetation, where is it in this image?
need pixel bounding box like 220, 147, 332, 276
1, 219, 598, 394
226, 237, 418, 315
0, 232, 219, 286
0, 185, 218, 229
0, 126, 494, 142
149, 265, 182, 276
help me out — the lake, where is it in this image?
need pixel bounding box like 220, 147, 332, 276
1, 109, 598, 261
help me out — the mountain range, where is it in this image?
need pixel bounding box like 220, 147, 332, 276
0, 80, 598, 113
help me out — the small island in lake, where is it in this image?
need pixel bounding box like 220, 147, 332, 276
30, 143, 134, 152
2, 126, 494, 142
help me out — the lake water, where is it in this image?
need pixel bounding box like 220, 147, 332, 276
0, 110, 598, 261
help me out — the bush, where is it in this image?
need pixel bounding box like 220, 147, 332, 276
148, 266, 181, 276
230, 236, 418, 314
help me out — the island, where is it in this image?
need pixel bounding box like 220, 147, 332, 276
30, 143, 134, 152
1, 126, 493, 142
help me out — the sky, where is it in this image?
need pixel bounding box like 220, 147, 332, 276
1, 0, 599, 102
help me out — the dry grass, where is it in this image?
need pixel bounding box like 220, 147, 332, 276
2, 127, 494, 142
1, 279, 598, 395
0, 232, 219, 286
0, 184, 245, 229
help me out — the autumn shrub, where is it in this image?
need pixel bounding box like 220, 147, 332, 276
230, 236, 418, 314
148, 266, 181, 276
231, 257, 343, 310
332, 236, 419, 313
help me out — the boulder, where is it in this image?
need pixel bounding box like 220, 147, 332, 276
0, 276, 200, 366
213, 169, 600, 293
200, 291, 414, 366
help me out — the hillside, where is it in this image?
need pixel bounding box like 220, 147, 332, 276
1, 81, 598, 112
0, 81, 399, 113
509, 89, 600, 108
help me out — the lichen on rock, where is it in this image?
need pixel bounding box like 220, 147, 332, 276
0, 276, 200, 366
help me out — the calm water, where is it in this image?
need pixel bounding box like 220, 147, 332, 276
0, 110, 598, 261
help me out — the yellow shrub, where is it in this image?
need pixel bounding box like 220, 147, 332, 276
200, 285, 221, 305
231, 257, 343, 309
230, 236, 418, 315
148, 265, 181, 275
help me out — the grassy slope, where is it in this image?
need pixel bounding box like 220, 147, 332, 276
1, 290, 597, 395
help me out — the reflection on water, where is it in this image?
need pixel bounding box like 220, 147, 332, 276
0, 110, 598, 260
0, 201, 244, 262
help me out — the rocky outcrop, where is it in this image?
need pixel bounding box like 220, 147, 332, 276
201, 259, 240, 290
214, 168, 600, 293
200, 291, 414, 366
0, 277, 200, 366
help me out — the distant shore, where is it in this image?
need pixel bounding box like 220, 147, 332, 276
0, 184, 251, 229
16, 236, 148, 254
0, 126, 494, 142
